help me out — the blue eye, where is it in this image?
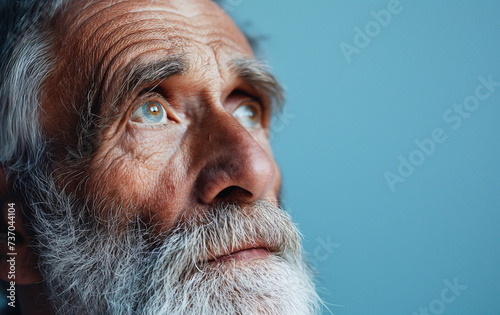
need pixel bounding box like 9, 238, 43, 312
130, 101, 167, 124
232, 104, 260, 128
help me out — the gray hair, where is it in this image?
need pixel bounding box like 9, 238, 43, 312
0, 0, 68, 178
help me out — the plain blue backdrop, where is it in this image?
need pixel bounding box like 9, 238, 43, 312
226, 1, 500, 314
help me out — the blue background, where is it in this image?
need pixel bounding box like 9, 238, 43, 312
227, 1, 500, 314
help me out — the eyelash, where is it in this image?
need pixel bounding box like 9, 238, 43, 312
129, 92, 173, 129
247, 98, 269, 128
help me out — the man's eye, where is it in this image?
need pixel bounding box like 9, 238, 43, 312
232, 104, 260, 128
130, 101, 167, 124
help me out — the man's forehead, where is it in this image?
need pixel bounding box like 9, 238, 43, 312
56, 0, 253, 100
54, 0, 253, 85
56, 0, 252, 54
40, 0, 271, 142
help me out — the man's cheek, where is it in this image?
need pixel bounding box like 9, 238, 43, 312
85, 136, 171, 212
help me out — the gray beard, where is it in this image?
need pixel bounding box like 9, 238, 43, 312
24, 170, 320, 314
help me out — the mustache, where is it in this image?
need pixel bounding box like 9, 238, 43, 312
147, 199, 302, 271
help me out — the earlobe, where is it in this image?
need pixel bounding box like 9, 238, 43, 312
0, 167, 43, 285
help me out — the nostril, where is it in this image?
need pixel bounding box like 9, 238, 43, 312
214, 186, 252, 202
216, 186, 237, 199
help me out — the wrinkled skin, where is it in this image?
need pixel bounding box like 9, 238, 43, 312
42, 0, 281, 228
0, 1, 303, 314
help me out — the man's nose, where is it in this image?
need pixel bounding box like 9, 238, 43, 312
195, 110, 275, 205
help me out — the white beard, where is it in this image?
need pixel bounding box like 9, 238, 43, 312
27, 176, 320, 314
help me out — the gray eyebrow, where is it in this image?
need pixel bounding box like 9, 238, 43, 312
228, 57, 284, 113
108, 54, 186, 113
105, 56, 283, 116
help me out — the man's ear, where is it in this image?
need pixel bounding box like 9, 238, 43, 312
0, 166, 43, 284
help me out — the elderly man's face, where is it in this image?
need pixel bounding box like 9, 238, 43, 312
1, 0, 319, 313
43, 0, 280, 228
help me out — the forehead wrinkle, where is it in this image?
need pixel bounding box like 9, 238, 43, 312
65, 0, 168, 38
67, 0, 204, 42
144, 8, 246, 52
94, 23, 189, 67
81, 12, 217, 68
66, 0, 135, 39
81, 13, 162, 55
187, 14, 250, 53
91, 23, 186, 62
61, 2, 249, 68
206, 38, 248, 58
146, 10, 193, 52
80, 11, 195, 57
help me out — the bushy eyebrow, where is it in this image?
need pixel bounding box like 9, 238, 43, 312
107, 54, 186, 113
104, 56, 283, 116
228, 57, 284, 113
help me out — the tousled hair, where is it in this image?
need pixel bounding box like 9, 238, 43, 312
0, 0, 67, 178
